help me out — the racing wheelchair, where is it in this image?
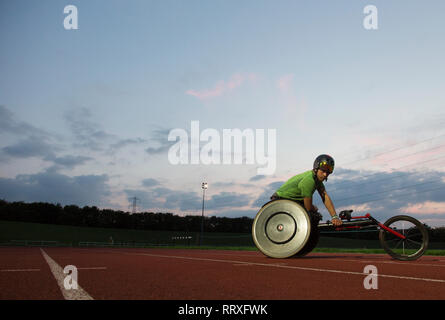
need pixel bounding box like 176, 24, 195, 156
252, 199, 429, 261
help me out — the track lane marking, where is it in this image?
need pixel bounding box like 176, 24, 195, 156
77, 267, 107, 270
123, 252, 445, 284
204, 252, 445, 268
40, 249, 94, 300
333, 258, 445, 268
0, 269, 40, 272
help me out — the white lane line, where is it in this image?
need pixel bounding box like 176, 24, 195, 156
124, 252, 445, 284
40, 249, 94, 300
77, 267, 107, 270
332, 258, 445, 268
233, 263, 255, 266
0, 269, 40, 272
233, 262, 288, 267
294, 254, 445, 268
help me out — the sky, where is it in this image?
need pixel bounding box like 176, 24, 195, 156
1, 0, 445, 226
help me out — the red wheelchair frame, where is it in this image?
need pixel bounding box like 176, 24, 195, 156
317, 210, 428, 261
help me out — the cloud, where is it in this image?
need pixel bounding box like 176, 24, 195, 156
186, 81, 226, 100
249, 175, 266, 182
329, 169, 445, 205
141, 178, 161, 188
212, 181, 237, 187
206, 192, 252, 209
145, 128, 177, 155
110, 138, 148, 151
64, 107, 116, 151
338, 118, 445, 173
399, 201, 445, 215
0, 106, 94, 170
0, 106, 61, 161
124, 185, 253, 213
366, 143, 445, 171
252, 181, 284, 208
0, 170, 111, 207
2, 136, 56, 159
48, 155, 93, 169
336, 203, 374, 214
318, 168, 445, 225
124, 187, 201, 211
165, 191, 202, 211
0, 136, 92, 170
63, 107, 148, 157
0, 105, 49, 138
186, 73, 257, 100
210, 180, 257, 189
123, 189, 165, 211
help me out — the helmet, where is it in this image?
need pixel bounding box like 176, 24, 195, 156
313, 154, 335, 174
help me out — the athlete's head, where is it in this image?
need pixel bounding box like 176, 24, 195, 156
313, 154, 335, 181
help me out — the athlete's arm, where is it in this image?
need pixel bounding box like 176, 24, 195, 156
319, 190, 342, 226
303, 197, 318, 213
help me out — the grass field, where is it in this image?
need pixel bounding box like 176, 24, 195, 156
1, 220, 444, 256
0, 220, 252, 246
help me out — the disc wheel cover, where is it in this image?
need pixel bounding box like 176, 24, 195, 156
252, 200, 312, 258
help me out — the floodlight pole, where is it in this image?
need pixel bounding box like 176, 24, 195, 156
200, 182, 208, 246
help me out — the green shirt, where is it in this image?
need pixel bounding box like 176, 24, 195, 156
276, 170, 325, 201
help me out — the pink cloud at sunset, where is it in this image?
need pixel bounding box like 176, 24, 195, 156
377, 145, 445, 169
342, 132, 445, 173
276, 74, 294, 92
186, 73, 258, 100
399, 201, 445, 215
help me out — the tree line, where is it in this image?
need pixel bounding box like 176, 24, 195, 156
0, 200, 253, 233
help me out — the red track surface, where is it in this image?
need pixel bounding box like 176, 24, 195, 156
1, 247, 445, 300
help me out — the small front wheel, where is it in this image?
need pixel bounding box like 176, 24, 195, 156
379, 215, 428, 261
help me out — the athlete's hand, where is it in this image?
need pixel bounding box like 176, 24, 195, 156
332, 217, 342, 226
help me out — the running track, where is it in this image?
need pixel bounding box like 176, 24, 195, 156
1, 247, 445, 300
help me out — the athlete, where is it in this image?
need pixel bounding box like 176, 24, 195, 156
270, 154, 342, 226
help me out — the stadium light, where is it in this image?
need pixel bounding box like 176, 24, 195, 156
200, 182, 208, 246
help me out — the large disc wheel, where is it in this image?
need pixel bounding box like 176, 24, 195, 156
293, 221, 320, 257
252, 200, 312, 258
379, 215, 429, 261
